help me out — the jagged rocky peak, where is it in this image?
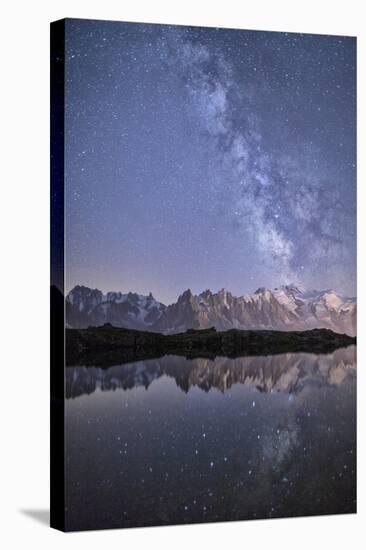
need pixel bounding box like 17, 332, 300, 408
67, 285, 104, 311
66, 285, 166, 330
105, 291, 126, 303
178, 288, 194, 303
66, 284, 356, 336
277, 284, 303, 295
68, 284, 102, 298
200, 289, 213, 299
253, 286, 273, 299
155, 285, 356, 336
217, 288, 229, 299
254, 286, 268, 294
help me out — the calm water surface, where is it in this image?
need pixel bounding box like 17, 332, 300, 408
65, 347, 356, 530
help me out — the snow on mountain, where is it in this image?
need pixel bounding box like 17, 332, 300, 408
154, 284, 356, 336
66, 284, 356, 335
66, 286, 166, 329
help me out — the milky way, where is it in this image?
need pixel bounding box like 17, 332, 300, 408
65, 19, 356, 303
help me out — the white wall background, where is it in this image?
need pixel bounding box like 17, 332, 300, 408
0, 0, 364, 548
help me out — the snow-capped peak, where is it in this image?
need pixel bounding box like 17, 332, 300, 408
66, 285, 166, 329
66, 284, 356, 336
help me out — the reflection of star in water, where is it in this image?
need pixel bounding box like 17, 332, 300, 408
65, 344, 356, 528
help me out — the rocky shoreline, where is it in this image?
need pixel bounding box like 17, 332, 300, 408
66, 324, 355, 367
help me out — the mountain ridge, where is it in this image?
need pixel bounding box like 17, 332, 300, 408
66, 284, 356, 336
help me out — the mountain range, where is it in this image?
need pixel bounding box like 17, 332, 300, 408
66, 284, 356, 336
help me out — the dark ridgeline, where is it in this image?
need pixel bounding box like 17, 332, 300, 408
66, 324, 355, 367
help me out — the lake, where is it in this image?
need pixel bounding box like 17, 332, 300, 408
65, 346, 356, 531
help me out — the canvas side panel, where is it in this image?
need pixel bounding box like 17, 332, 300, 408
50, 18, 66, 532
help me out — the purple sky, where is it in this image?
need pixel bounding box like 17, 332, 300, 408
64, 19, 356, 304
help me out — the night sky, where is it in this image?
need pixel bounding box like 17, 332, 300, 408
65, 19, 356, 304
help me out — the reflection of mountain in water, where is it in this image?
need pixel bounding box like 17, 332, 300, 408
66, 346, 356, 399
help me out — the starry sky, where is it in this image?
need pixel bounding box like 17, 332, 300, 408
64, 18, 356, 304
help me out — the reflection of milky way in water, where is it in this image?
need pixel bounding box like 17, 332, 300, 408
65, 347, 356, 531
